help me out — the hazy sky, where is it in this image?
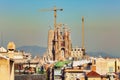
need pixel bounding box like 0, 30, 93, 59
0, 0, 120, 57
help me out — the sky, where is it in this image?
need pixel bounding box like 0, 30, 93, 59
0, 0, 120, 57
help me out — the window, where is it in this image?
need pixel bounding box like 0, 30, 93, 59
75, 49, 76, 51
109, 67, 113, 72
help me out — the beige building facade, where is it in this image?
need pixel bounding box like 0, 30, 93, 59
63, 68, 86, 80
0, 55, 14, 80
71, 47, 84, 60
92, 57, 120, 77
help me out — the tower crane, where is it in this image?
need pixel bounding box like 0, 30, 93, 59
82, 16, 86, 55
82, 16, 84, 49
41, 6, 63, 29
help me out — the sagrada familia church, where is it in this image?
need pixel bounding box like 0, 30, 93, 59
47, 24, 72, 61
43, 20, 86, 62
43, 7, 85, 62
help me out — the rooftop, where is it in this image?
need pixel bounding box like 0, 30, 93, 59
87, 71, 101, 77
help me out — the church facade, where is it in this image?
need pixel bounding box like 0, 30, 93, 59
47, 24, 72, 61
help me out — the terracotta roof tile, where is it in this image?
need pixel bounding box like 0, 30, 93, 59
87, 71, 101, 77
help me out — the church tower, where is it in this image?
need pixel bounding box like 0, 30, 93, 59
47, 24, 72, 61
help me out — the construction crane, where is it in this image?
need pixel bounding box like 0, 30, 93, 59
82, 16, 84, 49
81, 16, 86, 55
41, 6, 63, 29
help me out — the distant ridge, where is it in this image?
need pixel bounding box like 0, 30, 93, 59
87, 52, 115, 58
17, 46, 117, 58
17, 46, 47, 57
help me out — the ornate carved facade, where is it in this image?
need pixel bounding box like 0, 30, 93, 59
47, 24, 72, 61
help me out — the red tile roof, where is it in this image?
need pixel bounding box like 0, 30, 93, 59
87, 71, 101, 77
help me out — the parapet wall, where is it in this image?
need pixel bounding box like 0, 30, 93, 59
15, 74, 46, 80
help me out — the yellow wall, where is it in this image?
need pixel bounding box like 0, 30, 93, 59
0, 57, 9, 80
0, 57, 14, 80
88, 77, 101, 80
96, 58, 108, 75
107, 60, 115, 72
95, 58, 118, 75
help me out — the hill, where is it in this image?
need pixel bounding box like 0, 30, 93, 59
87, 51, 115, 58
17, 46, 116, 58
17, 46, 46, 57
